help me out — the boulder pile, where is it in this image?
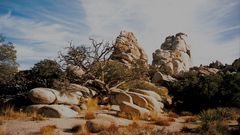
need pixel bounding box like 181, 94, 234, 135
24, 31, 176, 119
152, 33, 192, 75
110, 31, 148, 66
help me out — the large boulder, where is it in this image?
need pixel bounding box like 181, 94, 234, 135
152, 33, 191, 75
126, 91, 163, 113
117, 80, 172, 105
232, 58, 240, 71
69, 83, 96, 97
110, 31, 148, 66
119, 101, 150, 119
110, 91, 133, 105
25, 104, 79, 118
129, 89, 163, 102
28, 88, 84, 105
38, 105, 79, 118
126, 92, 149, 110
28, 88, 56, 104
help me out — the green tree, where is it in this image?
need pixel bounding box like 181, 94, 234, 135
0, 34, 18, 82
31, 59, 63, 87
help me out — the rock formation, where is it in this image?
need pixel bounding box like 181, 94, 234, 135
152, 71, 177, 84
110, 88, 164, 118
190, 66, 219, 75
231, 58, 240, 71
152, 33, 192, 75
110, 31, 148, 66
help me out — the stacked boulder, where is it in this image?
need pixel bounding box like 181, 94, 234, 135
110, 88, 165, 119
110, 31, 148, 66
25, 31, 173, 120
152, 33, 192, 75
27, 84, 95, 118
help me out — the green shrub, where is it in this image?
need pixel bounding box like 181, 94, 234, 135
90, 60, 149, 87
31, 59, 64, 87
198, 108, 237, 135
165, 71, 240, 112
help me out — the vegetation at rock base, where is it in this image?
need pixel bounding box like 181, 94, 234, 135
164, 71, 240, 112
0, 106, 46, 121
90, 60, 149, 87
196, 108, 239, 135
31, 59, 64, 88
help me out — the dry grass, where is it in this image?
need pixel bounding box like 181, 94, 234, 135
106, 122, 119, 133
86, 98, 98, 111
84, 98, 99, 120
84, 111, 95, 120
149, 111, 160, 121
0, 125, 7, 135
116, 122, 155, 135
40, 125, 57, 135
154, 117, 171, 126
0, 106, 46, 121
168, 112, 179, 118
185, 116, 199, 123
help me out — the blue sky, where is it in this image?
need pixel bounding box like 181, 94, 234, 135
0, 0, 239, 69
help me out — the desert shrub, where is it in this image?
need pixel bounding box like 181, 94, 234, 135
90, 60, 149, 87
130, 59, 149, 81
200, 108, 233, 132
165, 71, 240, 112
31, 59, 64, 88
90, 61, 132, 86
1, 59, 64, 107
200, 108, 232, 123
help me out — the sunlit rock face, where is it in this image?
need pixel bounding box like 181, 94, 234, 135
152, 33, 192, 75
110, 31, 148, 66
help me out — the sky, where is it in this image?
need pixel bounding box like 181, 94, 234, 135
0, 0, 239, 70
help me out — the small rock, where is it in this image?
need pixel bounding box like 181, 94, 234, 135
152, 71, 177, 83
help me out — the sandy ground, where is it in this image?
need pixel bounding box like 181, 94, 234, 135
1, 115, 205, 135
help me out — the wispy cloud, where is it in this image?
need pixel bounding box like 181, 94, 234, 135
0, 11, 83, 69
81, 0, 240, 65
0, 0, 239, 69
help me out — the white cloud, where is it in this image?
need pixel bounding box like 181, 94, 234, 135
81, 0, 240, 65
0, 12, 83, 69
0, 0, 239, 69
